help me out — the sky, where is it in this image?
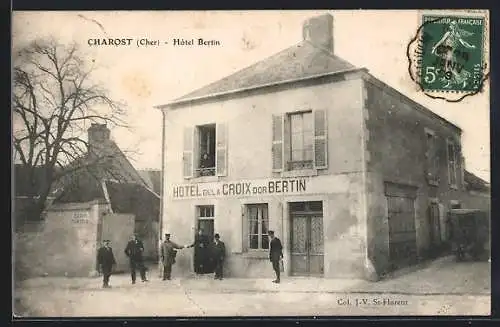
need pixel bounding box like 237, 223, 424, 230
12, 10, 490, 182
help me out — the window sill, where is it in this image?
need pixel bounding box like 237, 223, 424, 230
242, 250, 269, 259
190, 176, 219, 183
281, 169, 318, 178
449, 184, 458, 190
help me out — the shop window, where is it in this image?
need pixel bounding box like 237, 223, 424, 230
272, 109, 327, 172
246, 204, 269, 250
183, 123, 227, 178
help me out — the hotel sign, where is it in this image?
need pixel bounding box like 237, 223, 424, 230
171, 178, 308, 199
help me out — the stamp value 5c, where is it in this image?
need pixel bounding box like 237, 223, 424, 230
419, 15, 485, 93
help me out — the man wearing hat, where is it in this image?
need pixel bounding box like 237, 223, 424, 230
160, 233, 185, 280
125, 233, 148, 284
97, 239, 116, 288
212, 233, 226, 280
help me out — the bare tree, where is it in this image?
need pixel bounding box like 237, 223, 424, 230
13, 37, 130, 221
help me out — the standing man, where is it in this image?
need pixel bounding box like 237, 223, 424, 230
268, 230, 283, 284
212, 233, 226, 280
187, 228, 212, 274
97, 240, 116, 288
160, 233, 185, 280
124, 234, 148, 284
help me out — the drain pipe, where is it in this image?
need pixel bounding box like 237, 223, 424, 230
157, 108, 167, 277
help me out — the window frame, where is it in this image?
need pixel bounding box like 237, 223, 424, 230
245, 203, 270, 251
424, 128, 440, 186
446, 138, 458, 189
288, 110, 314, 170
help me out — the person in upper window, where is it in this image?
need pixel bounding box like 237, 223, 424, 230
200, 152, 215, 175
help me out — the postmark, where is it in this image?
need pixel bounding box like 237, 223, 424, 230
407, 12, 489, 102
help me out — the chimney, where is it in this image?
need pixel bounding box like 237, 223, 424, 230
88, 123, 111, 145
302, 14, 334, 54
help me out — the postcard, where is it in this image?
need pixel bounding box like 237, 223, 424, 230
12, 10, 490, 317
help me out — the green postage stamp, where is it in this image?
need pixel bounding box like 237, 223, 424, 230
412, 13, 488, 99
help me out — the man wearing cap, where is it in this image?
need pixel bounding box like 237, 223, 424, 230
212, 233, 226, 280
97, 240, 116, 288
125, 234, 148, 284
268, 230, 283, 283
160, 233, 185, 280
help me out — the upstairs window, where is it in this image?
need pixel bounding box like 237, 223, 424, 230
425, 129, 440, 185
447, 140, 458, 187
272, 109, 327, 172
290, 111, 314, 170
183, 123, 227, 179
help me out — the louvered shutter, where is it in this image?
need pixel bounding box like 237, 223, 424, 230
216, 123, 227, 176
313, 109, 328, 169
241, 204, 248, 252
272, 114, 284, 172
183, 127, 194, 178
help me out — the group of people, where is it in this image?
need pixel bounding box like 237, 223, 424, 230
96, 234, 150, 288
96, 230, 284, 288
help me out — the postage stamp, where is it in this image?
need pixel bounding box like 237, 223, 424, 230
408, 11, 489, 101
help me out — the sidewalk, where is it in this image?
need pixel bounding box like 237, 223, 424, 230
18, 256, 490, 296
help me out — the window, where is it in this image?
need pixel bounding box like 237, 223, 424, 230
246, 204, 269, 250
196, 205, 215, 238
447, 140, 458, 187
289, 111, 314, 170
425, 129, 440, 185
196, 125, 216, 176
272, 109, 327, 172
183, 123, 227, 178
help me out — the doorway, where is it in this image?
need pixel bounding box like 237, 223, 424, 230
290, 201, 324, 276
194, 205, 215, 274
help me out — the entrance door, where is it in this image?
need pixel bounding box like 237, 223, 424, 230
290, 202, 324, 276
195, 205, 215, 274
428, 202, 442, 252
387, 195, 418, 269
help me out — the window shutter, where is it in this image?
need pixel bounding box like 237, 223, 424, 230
242, 204, 248, 252
272, 114, 284, 172
183, 126, 194, 179
216, 123, 227, 176
313, 109, 328, 169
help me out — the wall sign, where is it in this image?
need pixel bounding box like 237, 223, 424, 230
170, 178, 312, 199
72, 211, 90, 224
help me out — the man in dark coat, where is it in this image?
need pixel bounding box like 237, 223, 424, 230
212, 233, 226, 280
160, 233, 185, 280
97, 240, 116, 288
268, 230, 283, 283
124, 234, 148, 284
187, 228, 213, 274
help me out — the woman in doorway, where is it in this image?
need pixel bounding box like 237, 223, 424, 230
187, 228, 214, 274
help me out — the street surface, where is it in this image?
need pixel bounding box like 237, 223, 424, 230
14, 256, 490, 317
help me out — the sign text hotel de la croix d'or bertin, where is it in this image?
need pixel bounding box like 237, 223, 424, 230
170, 178, 309, 199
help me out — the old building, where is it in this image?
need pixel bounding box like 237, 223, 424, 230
156, 13, 487, 280
15, 124, 161, 278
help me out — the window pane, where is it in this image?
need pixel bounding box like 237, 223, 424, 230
261, 235, 269, 249
249, 219, 258, 234
261, 218, 268, 235
249, 235, 258, 249
303, 112, 313, 132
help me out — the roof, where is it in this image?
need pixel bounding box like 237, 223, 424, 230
105, 181, 160, 220
14, 164, 60, 197
137, 170, 162, 195
165, 41, 357, 106
464, 170, 490, 193
53, 139, 148, 204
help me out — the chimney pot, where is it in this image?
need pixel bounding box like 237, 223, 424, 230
88, 123, 111, 145
302, 13, 334, 54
